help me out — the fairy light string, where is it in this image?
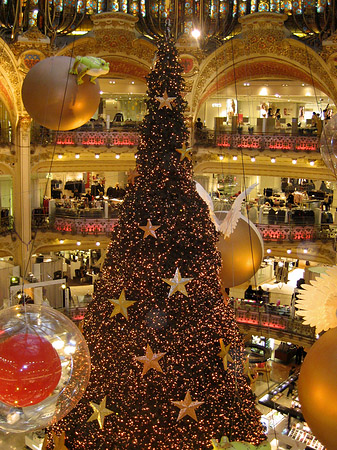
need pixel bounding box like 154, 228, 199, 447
49, 34, 266, 448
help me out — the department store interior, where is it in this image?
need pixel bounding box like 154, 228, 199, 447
0, 1, 337, 449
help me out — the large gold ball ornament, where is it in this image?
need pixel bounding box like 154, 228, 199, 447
22, 56, 101, 131
216, 215, 264, 288
298, 327, 337, 450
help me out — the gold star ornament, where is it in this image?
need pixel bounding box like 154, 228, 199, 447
87, 396, 114, 429
139, 219, 160, 239
162, 268, 193, 297
176, 143, 192, 161
109, 289, 136, 320
42, 431, 69, 450
172, 390, 204, 422
135, 344, 166, 376
217, 339, 234, 370
156, 90, 176, 110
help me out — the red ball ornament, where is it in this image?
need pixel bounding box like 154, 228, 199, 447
0, 333, 62, 407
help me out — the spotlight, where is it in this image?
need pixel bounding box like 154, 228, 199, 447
59, 239, 64, 244
95, 153, 100, 159
61, 283, 66, 289
233, 155, 238, 161
251, 157, 256, 162
271, 158, 276, 163
75, 154, 80, 159
292, 159, 297, 164
191, 28, 201, 39
115, 154, 120, 159
267, 249, 271, 254
287, 249, 292, 254
309, 160, 315, 166
219, 155, 224, 161
58, 154, 63, 159
77, 241, 81, 246
303, 248, 308, 254
96, 242, 101, 247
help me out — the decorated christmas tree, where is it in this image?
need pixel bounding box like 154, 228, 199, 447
50, 32, 266, 449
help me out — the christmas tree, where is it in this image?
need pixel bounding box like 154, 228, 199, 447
50, 33, 266, 449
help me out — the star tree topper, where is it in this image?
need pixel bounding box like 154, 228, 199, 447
139, 219, 160, 239
176, 143, 192, 161
162, 267, 193, 297
217, 339, 234, 370
135, 344, 166, 376
109, 289, 136, 320
87, 396, 114, 429
172, 390, 204, 422
155, 90, 176, 109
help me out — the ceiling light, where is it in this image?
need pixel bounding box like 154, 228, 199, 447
309, 160, 315, 166
58, 154, 63, 159
113, 81, 116, 84
292, 159, 297, 164
95, 153, 100, 159
99, 90, 103, 95
275, 93, 280, 98
75, 154, 80, 159
267, 249, 271, 254
191, 28, 201, 39
59, 239, 64, 244
271, 158, 276, 163
96, 242, 101, 247
109, 80, 113, 84
251, 157, 256, 162
61, 283, 66, 289
115, 153, 120, 159
76, 241, 81, 246
233, 155, 238, 161
303, 248, 308, 254
287, 249, 292, 254
131, 81, 135, 85
219, 155, 224, 161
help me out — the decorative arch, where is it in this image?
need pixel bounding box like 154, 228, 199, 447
192, 13, 337, 118
0, 39, 25, 125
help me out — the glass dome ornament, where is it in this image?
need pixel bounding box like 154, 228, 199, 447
0, 304, 90, 433
320, 114, 337, 176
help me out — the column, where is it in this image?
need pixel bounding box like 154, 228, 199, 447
12, 115, 33, 276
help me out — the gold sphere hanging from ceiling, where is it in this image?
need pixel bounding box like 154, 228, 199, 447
298, 327, 337, 450
22, 56, 101, 131
216, 215, 264, 288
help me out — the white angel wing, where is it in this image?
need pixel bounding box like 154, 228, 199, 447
195, 181, 220, 230
219, 183, 258, 238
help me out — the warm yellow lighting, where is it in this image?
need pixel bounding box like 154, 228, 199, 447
191, 29, 201, 39
115, 154, 121, 159
77, 241, 81, 246
251, 157, 256, 162
292, 159, 297, 164
259, 87, 268, 96
219, 155, 224, 161
75, 154, 80, 159
267, 249, 271, 254
287, 249, 292, 254
58, 154, 63, 159
61, 283, 66, 289
303, 248, 308, 254
59, 239, 64, 244
309, 160, 315, 166
271, 158, 276, 163
96, 242, 101, 247
95, 154, 100, 159
233, 155, 238, 161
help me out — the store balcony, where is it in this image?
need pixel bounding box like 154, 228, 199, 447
31, 129, 320, 154
234, 306, 316, 347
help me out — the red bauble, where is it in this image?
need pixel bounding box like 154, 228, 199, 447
0, 333, 62, 407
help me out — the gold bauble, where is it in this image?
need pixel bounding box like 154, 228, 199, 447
298, 327, 337, 450
216, 215, 263, 288
22, 56, 101, 131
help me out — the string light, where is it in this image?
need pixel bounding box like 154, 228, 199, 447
51, 35, 266, 450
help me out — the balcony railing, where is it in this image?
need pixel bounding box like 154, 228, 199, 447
29, 128, 320, 153
235, 307, 316, 344
216, 132, 319, 151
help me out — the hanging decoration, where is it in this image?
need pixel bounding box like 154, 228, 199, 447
162, 268, 193, 297
0, 305, 90, 433
87, 396, 114, 430
298, 326, 337, 450
135, 344, 166, 376
109, 289, 136, 320
171, 390, 204, 422
320, 113, 337, 176
296, 265, 337, 333
22, 56, 101, 131
216, 215, 264, 288
139, 219, 160, 239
